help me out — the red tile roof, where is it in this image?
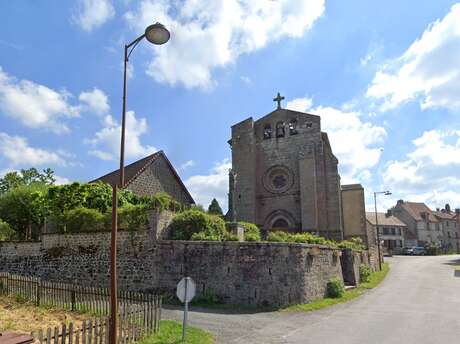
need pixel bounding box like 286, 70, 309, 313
398, 202, 438, 222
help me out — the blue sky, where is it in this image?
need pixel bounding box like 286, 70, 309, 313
1, 0, 460, 212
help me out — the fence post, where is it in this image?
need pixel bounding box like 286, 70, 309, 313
71, 284, 76, 312
36, 279, 41, 307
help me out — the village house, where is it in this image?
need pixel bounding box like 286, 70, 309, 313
92, 150, 195, 206
433, 204, 460, 253
366, 212, 407, 254
392, 200, 441, 247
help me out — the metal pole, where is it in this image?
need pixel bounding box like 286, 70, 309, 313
374, 192, 382, 270
182, 278, 189, 342
110, 184, 118, 344
119, 45, 128, 189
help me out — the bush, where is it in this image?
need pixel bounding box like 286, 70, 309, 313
326, 278, 345, 298
337, 237, 365, 251
239, 222, 261, 241
267, 230, 337, 247
359, 264, 372, 283
63, 207, 105, 232
118, 204, 150, 231
0, 219, 15, 241
425, 244, 439, 256
170, 210, 227, 241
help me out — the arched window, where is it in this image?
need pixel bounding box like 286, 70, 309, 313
276, 121, 285, 138
288, 119, 298, 135
263, 124, 272, 139
272, 218, 289, 229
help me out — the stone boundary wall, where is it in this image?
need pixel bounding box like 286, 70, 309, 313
0, 239, 346, 307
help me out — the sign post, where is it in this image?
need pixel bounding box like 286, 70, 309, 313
176, 277, 196, 342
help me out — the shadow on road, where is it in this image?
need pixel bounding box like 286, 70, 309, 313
163, 303, 278, 315
441, 257, 460, 266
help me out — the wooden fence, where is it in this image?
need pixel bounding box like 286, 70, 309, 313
0, 272, 162, 343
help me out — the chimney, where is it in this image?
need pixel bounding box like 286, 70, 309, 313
386, 209, 392, 217
397, 199, 404, 205
436, 208, 440, 212
456, 208, 460, 216
445, 203, 451, 213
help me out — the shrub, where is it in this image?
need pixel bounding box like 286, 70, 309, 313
338, 237, 365, 251
118, 204, 150, 231
326, 278, 345, 298
170, 210, 226, 241
239, 222, 261, 241
359, 264, 372, 283
63, 207, 105, 232
267, 230, 337, 247
191, 231, 222, 241
425, 244, 438, 256
0, 219, 15, 241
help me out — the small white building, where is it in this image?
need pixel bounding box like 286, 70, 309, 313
366, 212, 407, 254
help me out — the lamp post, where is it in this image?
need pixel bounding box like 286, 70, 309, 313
110, 22, 170, 344
373, 190, 391, 271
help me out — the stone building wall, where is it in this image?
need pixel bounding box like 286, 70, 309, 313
127, 157, 193, 205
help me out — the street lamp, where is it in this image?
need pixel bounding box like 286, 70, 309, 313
374, 190, 391, 271
110, 22, 170, 344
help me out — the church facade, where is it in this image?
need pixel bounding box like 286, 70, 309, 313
228, 96, 343, 240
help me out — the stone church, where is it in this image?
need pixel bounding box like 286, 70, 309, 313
228, 94, 369, 243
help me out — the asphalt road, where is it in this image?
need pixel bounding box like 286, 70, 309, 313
163, 255, 460, 343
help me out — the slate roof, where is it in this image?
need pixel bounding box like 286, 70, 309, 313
433, 211, 456, 220
366, 212, 407, 227
91, 150, 194, 203
398, 202, 438, 222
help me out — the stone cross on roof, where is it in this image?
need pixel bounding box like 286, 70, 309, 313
273, 92, 285, 109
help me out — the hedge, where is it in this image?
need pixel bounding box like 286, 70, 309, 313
170, 210, 227, 241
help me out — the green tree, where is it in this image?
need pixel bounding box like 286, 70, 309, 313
0, 219, 15, 241
207, 198, 223, 215
0, 184, 49, 240
0, 168, 55, 194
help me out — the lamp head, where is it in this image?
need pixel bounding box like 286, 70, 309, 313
145, 22, 170, 45
384, 191, 392, 196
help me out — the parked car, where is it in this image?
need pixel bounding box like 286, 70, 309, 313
413, 246, 426, 255
402, 246, 426, 255
402, 247, 415, 255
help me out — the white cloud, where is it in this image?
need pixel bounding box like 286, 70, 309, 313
286, 97, 313, 112
240, 76, 251, 84
124, 0, 325, 88
185, 159, 231, 210
79, 88, 110, 115
0, 67, 79, 133
180, 160, 195, 171
54, 175, 71, 185
0, 132, 67, 167
73, 0, 115, 32
367, 4, 460, 111
382, 129, 460, 208
86, 111, 156, 161
286, 97, 386, 182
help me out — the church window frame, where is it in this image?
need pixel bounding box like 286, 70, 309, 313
263, 124, 272, 139
276, 121, 285, 138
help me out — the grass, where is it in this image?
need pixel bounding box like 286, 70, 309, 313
0, 295, 91, 333
138, 320, 214, 344
283, 263, 390, 312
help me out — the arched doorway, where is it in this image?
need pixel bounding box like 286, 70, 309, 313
272, 218, 289, 230
263, 209, 296, 233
